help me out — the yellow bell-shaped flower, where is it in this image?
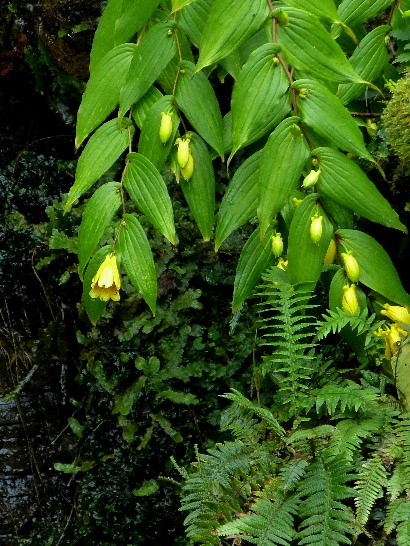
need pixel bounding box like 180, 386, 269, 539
342, 283, 358, 315
381, 304, 410, 325
90, 253, 121, 302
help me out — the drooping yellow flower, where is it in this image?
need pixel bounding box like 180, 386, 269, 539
324, 238, 336, 265
159, 112, 173, 144
381, 304, 410, 325
90, 253, 121, 302
375, 323, 408, 358
271, 233, 284, 258
341, 251, 360, 283
342, 283, 358, 315
276, 257, 288, 270
310, 215, 323, 244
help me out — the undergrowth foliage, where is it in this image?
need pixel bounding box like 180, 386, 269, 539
59, 0, 410, 544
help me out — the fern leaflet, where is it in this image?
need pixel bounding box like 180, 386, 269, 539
354, 454, 387, 527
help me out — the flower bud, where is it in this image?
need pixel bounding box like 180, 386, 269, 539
310, 215, 323, 244
381, 304, 410, 325
176, 137, 190, 168
302, 169, 321, 189
324, 238, 336, 265
342, 283, 359, 315
159, 112, 173, 143
292, 197, 303, 208
276, 257, 288, 271
271, 233, 283, 257
181, 152, 194, 181
341, 251, 360, 283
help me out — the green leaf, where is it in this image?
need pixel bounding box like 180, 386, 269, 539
172, 0, 196, 12
123, 153, 176, 244
232, 226, 275, 313
138, 95, 180, 171
282, 0, 340, 22
275, 7, 363, 83
178, 0, 213, 48
338, 0, 394, 26
89, 0, 160, 73
175, 60, 224, 156
119, 21, 177, 118
293, 79, 373, 161
230, 44, 290, 157
118, 213, 157, 314
132, 87, 163, 129
337, 25, 390, 105
287, 194, 334, 288
395, 344, 410, 411
196, 0, 270, 71
314, 147, 406, 232
337, 229, 410, 306
257, 117, 310, 238
112, 376, 147, 415
78, 182, 122, 279
65, 119, 131, 213
215, 150, 261, 252
83, 246, 112, 325
179, 133, 215, 241
155, 28, 194, 94
76, 43, 135, 148
133, 479, 159, 497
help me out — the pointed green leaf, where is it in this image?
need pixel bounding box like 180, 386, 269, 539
338, 0, 394, 26
196, 0, 270, 71
321, 196, 354, 229
178, 0, 213, 48
257, 117, 310, 238
232, 226, 275, 313
231, 44, 290, 157
287, 194, 334, 287
132, 87, 164, 129
215, 150, 261, 252
314, 147, 406, 232
83, 246, 112, 325
76, 43, 135, 148
293, 79, 373, 161
90, 0, 160, 73
119, 21, 177, 118
282, 0, 340, 22
65, 119, 131, 213
138, 95, 180, 171
172, 0, 196, 13
179, 133, 215, 241
337, 26, 390, 105
78, 182, 122, 279
337, 229, 410, 306
124, 153, 176, 244
275, 7, 363, 83
155, 28, 194, 95
175, 60, 224, 156
118, 214, 157, 314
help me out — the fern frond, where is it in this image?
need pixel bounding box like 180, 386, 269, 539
287, 425, 336, 456
297, 455, 355, 546
385, 498, 410, 545
279, 459, 309, 493
311, 380, 379, 416
217, 494, 299, 546
180, 441, 253, 544
221, 389, 285, 438
328, 418, 381, 461
354, 454, 387, 527
256, 276, 319, 416
316, 308, 378, 340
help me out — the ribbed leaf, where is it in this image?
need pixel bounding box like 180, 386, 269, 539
257, 117, 310, 238
275, 7, 363, 83
215, 150, 261, 251
314, 147, 406, 232
175, 60, 224, 156
78, 182, 122, 279
89, 0, 160, 73
196, 0, 270, 71
178, 0, 213, 47
282, 0, 340, 22
76, 43, 135, 148
287, 194, 334, 288
172, 0, 196, 12
338, 25, 390, 105
132, 87, 163, 129
119, 21, 177, 118
138, 95, 180, 171
118, 213, 157, 314
232, 226, 275, 313
179, 133, 215, 241
123, 152, 176, 244
337, 229, 410, 306
230, 43, 290, 157
338, 0, 394, 26
65, 119, 131, 213
293, 79, 373, 161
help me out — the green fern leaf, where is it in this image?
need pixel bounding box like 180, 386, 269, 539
385, 498, 410, 545
354, 454, 387, 527
312, 380, 379, 415
329, 418, 381, 461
